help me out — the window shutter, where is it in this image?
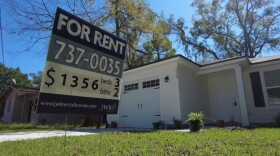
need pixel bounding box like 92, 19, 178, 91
250, 72, 265, 107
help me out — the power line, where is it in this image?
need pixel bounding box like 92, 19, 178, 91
0, 7, 4, 65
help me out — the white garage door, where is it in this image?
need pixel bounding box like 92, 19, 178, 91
120, 78, 161, 128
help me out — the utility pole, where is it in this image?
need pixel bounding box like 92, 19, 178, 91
0, 7, 4, 65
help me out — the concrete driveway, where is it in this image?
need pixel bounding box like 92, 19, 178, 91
0, 128, 190, 143
0, 128, 151, 143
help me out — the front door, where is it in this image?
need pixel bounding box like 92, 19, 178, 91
210, 70, 241, 122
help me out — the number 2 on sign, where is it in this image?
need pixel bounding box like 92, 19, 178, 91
114, 78, 120, 97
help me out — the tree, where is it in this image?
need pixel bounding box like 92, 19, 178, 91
143, 13, 176, 61
6, 0, 176, 68
29, 71, 43, 87
7, 0, 101, 53
171, 0, 280, 61
0, 64, 32, 92
103, 0, 158, 68
192, 0, 280, 59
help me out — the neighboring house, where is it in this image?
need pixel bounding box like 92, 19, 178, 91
0, 86, 101, 124
1, 86, 39, 123
107, 55, 280, 128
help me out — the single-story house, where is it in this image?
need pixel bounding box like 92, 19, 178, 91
1, 86, 39, 123
107, 55, 280, 128
0, 86, 102, 125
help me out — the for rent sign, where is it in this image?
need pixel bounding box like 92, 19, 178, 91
37, 8, 126, 114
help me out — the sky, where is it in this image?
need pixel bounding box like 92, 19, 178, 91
0, 0, 194, 76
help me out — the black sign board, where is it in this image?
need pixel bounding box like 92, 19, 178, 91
37, 8, 126, 114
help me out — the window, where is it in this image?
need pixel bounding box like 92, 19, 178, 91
264, 69, 280, 105
124, 83, 138, 91
250, 72, 265, 107
143, 79, 160, 88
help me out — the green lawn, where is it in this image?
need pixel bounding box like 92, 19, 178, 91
0, 128, 279, 155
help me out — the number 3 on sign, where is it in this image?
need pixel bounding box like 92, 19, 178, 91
114, 78, 120, 97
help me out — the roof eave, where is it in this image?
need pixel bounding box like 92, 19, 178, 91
250, 58, 280, 68
200, 57, 248, 70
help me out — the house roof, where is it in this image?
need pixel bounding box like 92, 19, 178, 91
198, 55, 280, 65
249, 55, 280, 64
10, 85, 40, 92
124, 55, 201, 72
124, 54, 280, 72
199, 56, 246, 66
0, 85, 39, 100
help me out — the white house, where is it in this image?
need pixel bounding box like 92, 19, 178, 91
108, 55, 280, 128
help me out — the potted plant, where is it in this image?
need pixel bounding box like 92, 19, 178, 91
188, 112, 204, 132
111, 121, 117, 128
153, 121, 159, 129
153, 120, 165, 129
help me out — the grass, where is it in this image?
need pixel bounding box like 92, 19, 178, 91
0, 128, 279, 155
0, 123, 99, 133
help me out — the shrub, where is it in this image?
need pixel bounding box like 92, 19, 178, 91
111, 121, 117, 128
39, 118, 48, 125
80, 115, 93, 127
274, 113, 280, 127
172, 117, 182, 129
94, 120, 101, 129
153, 120, 165, 129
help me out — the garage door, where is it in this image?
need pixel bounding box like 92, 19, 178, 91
120, 78, 161, 128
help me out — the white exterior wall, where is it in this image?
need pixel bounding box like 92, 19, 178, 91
107, 59, 181, 126
243, 63, 280, 123
177, 63, 209, 121
3, 90, 17, 123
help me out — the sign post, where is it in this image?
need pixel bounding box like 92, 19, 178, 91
37, 8, 126, 114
